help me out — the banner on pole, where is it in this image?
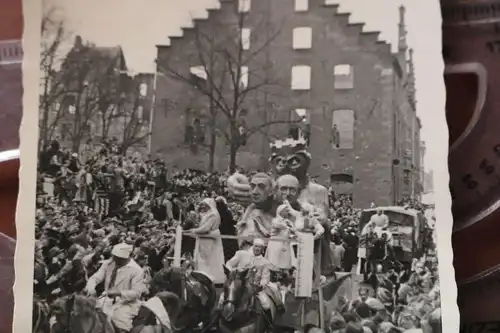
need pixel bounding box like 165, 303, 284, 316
173, 225, 183, 267
295, 232, 314, 298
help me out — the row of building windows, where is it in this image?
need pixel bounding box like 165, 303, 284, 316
238, 0, 311, 13
291, 108, 354, 149
176, 102, 355, 150
182, 114, 354, 150
189, 64, 353, 90
238, 26, 354, 89
240, 26, 313, 51
235, 0, 356, 91
291, 64, 353, 90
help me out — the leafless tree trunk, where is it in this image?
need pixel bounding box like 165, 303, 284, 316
39, 6, 70, 152
157, 5, 298, 171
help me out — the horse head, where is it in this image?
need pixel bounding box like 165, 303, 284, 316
49, 294, 99, 333
155, 266, 185, 298
49, 294, 76, 333
221, 267, 254, 321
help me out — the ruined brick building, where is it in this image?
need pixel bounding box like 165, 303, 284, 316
41, 36, 153, 153
150, 0, 424, 208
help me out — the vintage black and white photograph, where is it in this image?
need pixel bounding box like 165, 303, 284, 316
31, 0, 450, 332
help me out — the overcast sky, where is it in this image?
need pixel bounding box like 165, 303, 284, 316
45, 0, 445, 172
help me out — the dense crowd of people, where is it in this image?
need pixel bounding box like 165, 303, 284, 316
33, 138, 441, 333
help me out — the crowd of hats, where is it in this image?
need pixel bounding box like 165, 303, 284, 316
33, 143, 441, 333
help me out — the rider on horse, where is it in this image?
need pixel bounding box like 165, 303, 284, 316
84, 243, 147, 332
223, 238, 285, 316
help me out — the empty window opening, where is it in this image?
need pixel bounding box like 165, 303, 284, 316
238, 0, 251, 12
334, 64, 354, 89
332, 109, 355, 149
241, 28, 251, 50
291, 65, 311, 90
295, 0, 309, 11
293, 27, 312, 49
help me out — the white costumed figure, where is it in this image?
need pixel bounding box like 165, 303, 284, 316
266, 195, 324, 270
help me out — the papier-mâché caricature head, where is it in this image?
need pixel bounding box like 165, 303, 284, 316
269, 137, 311, 181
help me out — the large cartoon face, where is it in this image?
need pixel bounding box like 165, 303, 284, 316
276, 174, 300, 203
250, 174, 274, 204
270, 151, 310, 178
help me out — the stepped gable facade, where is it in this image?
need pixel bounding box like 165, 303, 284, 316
151, 0, 421, 208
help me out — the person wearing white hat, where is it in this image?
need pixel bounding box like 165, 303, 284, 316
84, 243, 146, 332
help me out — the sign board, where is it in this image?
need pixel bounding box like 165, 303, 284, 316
295, 232, 315, 298
173, 225, 183, 267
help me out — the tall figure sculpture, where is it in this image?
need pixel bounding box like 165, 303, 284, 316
227, 137, 335, 277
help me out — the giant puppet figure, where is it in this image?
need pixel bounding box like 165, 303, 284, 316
227, 137, 336, 276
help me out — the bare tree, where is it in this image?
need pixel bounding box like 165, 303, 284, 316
40, 13, 131, 153
116, 78, 151, 153
59, 42, 128, 152
157, 5, 297, 172
39, 5, 71, 152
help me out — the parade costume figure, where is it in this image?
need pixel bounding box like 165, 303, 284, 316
366, 209, 392, 241
274, 175, 325, 238
224, 238, 285, 313
359, 209, 394, 276
84, 243, 146, 332
189, 198, 225, 284
267, 174, 324, 270
227, 137, 335, 276
235, 173, 277, 247
266, 201, 297, 269
269, 139, 334, 276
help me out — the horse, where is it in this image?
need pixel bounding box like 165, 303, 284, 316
49, 294, 115, 333
218, 267, 277, 333
150, 266, 217, 331
49, 292, 185, 333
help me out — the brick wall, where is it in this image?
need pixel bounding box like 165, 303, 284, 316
151, 0, 420, 208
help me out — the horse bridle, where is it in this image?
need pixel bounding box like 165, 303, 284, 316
220, 281, 275, 331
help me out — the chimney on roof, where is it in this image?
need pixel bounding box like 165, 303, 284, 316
398, 6, 407, 52
74, 35, 83, 49
398, 5, 408, 77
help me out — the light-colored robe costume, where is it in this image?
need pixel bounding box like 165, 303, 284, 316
265, 203, 297, 269
266, 201, 322, 269
298, 181, 336, 276
192, 198, 226, 284
86, 258, 146, 331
